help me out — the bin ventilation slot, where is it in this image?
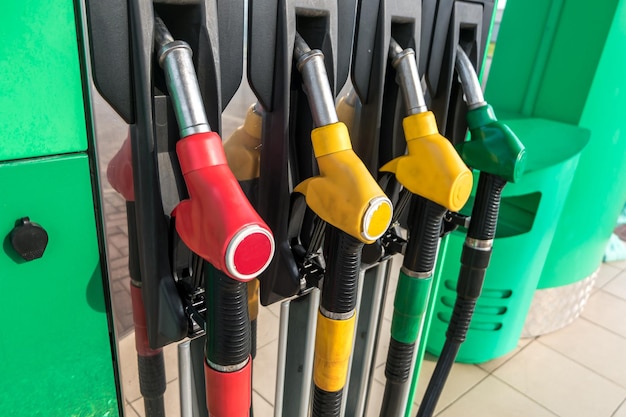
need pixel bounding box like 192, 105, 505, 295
481, 288, 513, 299
440, 296, 507, 316
436, 312, 502, 331
443, 280, 513, 300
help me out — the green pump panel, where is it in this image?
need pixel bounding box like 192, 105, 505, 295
0, 1, 120, 416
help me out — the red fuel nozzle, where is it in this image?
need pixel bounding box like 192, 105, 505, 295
173, 131, 274, 282
154, 16, 275, 281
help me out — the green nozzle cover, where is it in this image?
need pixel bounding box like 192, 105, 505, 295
457, 105, 527, 183
390, 271, 433, 345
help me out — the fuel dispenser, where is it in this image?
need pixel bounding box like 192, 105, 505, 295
246, 3, 377, 416
377, 38, 473, 417
86, 1, 275, 416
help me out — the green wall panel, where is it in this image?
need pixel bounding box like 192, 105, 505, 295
0, 1, 88, 161
0, 155, 118, 416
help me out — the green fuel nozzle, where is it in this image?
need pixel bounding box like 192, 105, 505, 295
454, 46, 526, 183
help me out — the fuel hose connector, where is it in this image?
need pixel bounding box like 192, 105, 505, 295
416, 46, 526, 417
378, 38, 473, 417
291, 33, 392, 417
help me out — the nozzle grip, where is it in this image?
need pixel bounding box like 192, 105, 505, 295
458, 105, 527, 183
380, 112, 473, 212
173, 132, 274, 281
294, 123, 392, 243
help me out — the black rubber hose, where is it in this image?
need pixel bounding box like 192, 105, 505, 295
416, 173, 506, 417
321, 226, 364, 314
379, 198, 446, 417
380, 378, 410, 417
204, 264, 251, 367
128, 202, 166, 417
403, 196, 447, 272
385, 338, 414, 383
250, 319, 257, 360
138, 353, 167, 417
312, 386, 344, 417
415, 341, 460, 416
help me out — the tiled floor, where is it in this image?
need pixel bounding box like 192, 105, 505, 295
93, 83, 626, 416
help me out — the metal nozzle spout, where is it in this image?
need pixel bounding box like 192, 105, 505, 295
293, 32, 338, 128
454, 46, 487, 109
153, 15, 210, 137
389, 37, 427, 115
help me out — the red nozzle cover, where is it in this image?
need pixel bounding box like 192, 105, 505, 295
173, 132, 274, 282
106, 135, 135, 201
205, 358, 251, 417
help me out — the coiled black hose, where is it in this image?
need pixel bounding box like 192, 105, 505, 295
312, 386, 344, 417
404, 197, 447, 272
204, 265, 250, 367
321, 226, 364, 314
380, 197, 446, 417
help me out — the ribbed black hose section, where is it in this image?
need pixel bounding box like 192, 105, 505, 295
403, 197, 447, 273
137, 352, 167, 399
205, 264, 251, 367
467, 173, 507, 241
321, 226, 364, 314
126, 202, 141, 282
251, 319, 257, 360
385, 338, 415, 383
415, 341, 461, 417
312, 386, 343, 417
446, 298, 478, 344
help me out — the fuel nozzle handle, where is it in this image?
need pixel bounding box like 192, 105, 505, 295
292, 32, 393, 244
381, 38, 473, 213
154, 16, 275, 282
454, 46, 526, 183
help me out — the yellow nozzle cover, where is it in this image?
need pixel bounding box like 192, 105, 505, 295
380, 112, 473, 212
313, 312, 356, 392
223, 105, 263, 181
294, 122, 393, 243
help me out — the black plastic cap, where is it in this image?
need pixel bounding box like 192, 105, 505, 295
10, 217, 48, 261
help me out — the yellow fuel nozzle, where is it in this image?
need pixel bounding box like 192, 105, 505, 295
380, 39, 472, 212
223, 104, 263, 182
292, 33, 392, 243
294, 122, 393, 243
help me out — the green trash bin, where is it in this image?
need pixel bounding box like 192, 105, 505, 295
425, 118, 588, 363
484, 0, 626, 336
